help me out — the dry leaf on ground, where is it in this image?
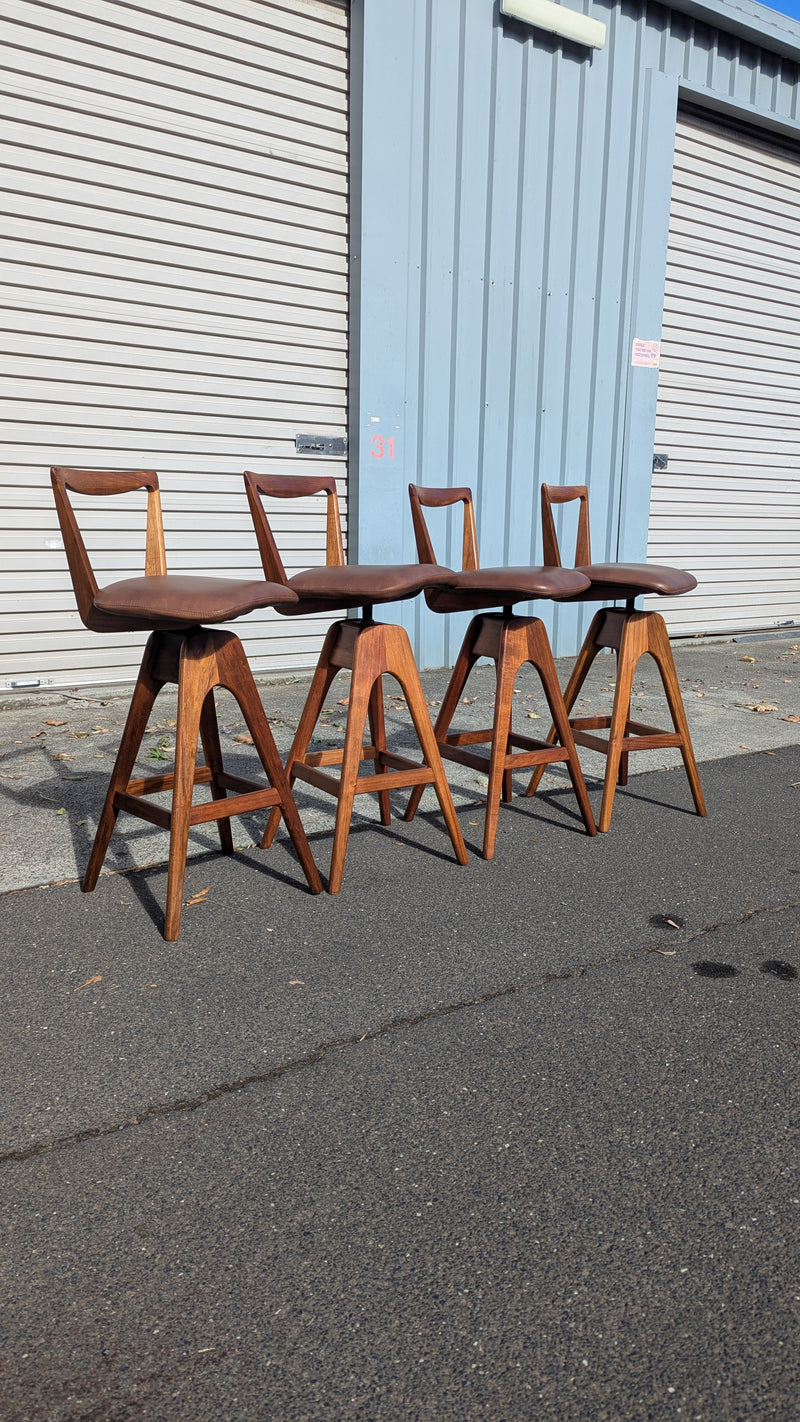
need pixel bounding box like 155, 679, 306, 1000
233, 733, 253, 744
43, 719, 67, 727
75, 975, 102, 991
782, 715, 800, 723
750, 703, 778, 713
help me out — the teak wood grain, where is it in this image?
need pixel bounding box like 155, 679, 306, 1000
51, 467, 321, 939
405, 483, 597, 857
244, 472, 468, 891
404, 613, 596, 858
526, 486, 707, 832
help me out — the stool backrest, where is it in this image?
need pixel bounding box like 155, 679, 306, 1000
408, 484, 479, 571
50, 467, 167, 630
244, 472, 345, 583
540, 484, 592, 568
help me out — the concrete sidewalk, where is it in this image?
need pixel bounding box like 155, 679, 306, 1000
1, 634, 799, 1420
1, 633, 798, 894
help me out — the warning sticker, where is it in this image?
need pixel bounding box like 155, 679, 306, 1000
631, 338, 660, 368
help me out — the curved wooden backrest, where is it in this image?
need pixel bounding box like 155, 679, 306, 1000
244, 472, 345, 584
540, 484, 592, 568
50, 467, 167, 629
408, 484, 479, 571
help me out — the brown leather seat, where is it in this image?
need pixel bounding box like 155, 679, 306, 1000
244, 471, 469, 891
525, 483, 707, 832
425, 564, 590, 614
541, 562, 697, 603
402, 483, 597, 859
51, 466, 321, 939
92, 573, 296, 630
276, 561, 458, 616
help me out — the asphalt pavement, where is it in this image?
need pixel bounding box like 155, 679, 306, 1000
1, 634, 799, 1420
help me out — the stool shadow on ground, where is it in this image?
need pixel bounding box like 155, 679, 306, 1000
593, 779, 705, 820
0, 740, 317, 908
119, 836, 321, 933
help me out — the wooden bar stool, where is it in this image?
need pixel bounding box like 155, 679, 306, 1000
403, 484, 597, 859
525, 483, 707, 832
244, 472, 469, 892
51, 467, 322, 939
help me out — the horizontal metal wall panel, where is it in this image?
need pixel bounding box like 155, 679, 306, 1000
648, 107, 800, 635
0, 0, 348, 690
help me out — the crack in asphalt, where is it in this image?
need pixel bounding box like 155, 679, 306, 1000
2, 898, 798, 1169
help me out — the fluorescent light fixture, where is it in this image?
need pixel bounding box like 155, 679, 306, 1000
501, 0, 606, 49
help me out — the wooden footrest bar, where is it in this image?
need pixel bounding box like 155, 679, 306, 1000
216, 771, 270, 795
572, 725, 683, 755
188, 786, 280, 824
439, 741, 567, 775
115, 779, 282, 829
504, 731, 565, 755
125, 765, 213, 797
294, 760, 434, 800
113, 791, 172, 829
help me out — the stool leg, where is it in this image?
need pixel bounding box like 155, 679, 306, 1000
647, 614, 707, 819
368, 676, 392, 826
525, 621, 596, 837
261, 631, 339, 849
165, 635, 210, 940
404, 620, 478, 824
387, 625, 468, 869
199, 690, 234, 855
501, 764, 514, 804
525, 610, 605, 799
482, 624, 518, 860
598, 616, 643, 833
82, 635, 161, 892
213, 634, 322, 895
328, 630, 378, 895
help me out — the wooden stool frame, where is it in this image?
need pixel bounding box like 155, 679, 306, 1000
245, 472, 469, 893
404, 484, 597, 858
525, 484, 707, 833
51, 467, 321, 939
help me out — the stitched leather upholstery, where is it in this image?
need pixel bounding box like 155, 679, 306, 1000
92, 574, 298, 632
566, 563, 697, 602
276, 562, 460, 617
423, 564, 590, 614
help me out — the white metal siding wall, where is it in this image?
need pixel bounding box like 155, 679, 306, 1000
0, 0, 348, 690
648, 108, 800, 637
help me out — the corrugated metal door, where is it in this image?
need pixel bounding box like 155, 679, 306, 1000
647, 107, 800, 637
1, 0, 348, 690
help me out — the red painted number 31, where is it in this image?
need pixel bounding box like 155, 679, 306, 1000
370, 435, 395, 459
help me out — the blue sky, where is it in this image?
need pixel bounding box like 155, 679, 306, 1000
763, 0, 800, 19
